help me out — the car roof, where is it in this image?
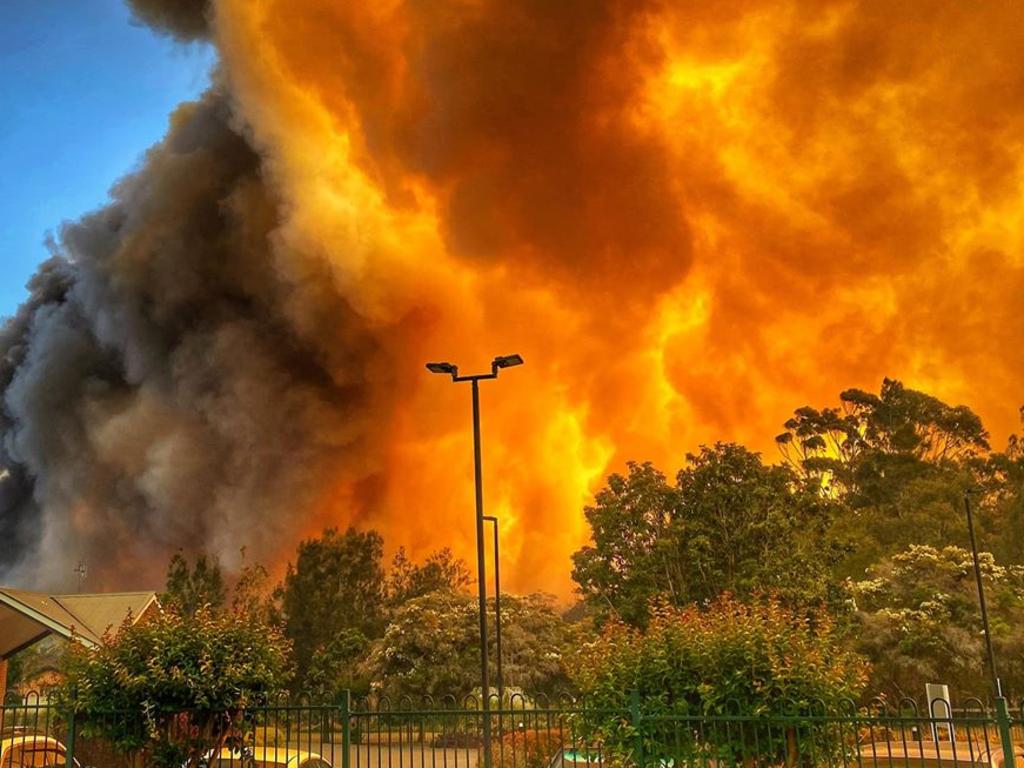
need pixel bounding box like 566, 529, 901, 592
215, 746, 328, 767
1, 736, 66, 750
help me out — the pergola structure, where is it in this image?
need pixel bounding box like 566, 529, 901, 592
0, 587, 158, 699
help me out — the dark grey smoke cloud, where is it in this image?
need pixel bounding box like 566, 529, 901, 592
127, 0, 210, 42
0, 89, 385, 589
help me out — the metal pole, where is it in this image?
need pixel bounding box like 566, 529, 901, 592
484, 516, 504, 705
631, 689, 645, 768
340, 689, 351, 768
64, 687, 77, 768
964, 491, 1002, 698
471, 379, 493, 768
428, 356, 521, 765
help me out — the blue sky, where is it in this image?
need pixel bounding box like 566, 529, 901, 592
0, 0, 215, 317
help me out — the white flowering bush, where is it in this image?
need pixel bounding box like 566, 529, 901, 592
363, 590, 576, 698
851, 545, 1024, 697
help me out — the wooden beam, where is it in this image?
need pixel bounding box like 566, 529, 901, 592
0, 657, 8, 713
0, 591, 86, 646
3, 629, 52, 661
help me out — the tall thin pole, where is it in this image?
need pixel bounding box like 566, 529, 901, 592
471, 379, 493, 767
484, 516, 504, 705
964, 491, 1002, 699
427, 355, 521, 764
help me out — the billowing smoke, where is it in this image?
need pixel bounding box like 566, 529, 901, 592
4, 0, 1024, 592
127, 0, 210, 42
0, 88, 391, 587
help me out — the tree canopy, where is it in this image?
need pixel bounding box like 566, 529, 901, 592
386, 546, 472, 606
572, 443, 839, 626
851, 545, 1024, 699
573, 379, 1024, 697
776, 378, 990, 500
363, 590, 575, 699
279, 527, 387, 681
160, 551, 226, 617
130, 377, 1024, 705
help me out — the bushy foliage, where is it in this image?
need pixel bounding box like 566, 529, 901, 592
230, 559, 281, 626
364, 590, 480, 697
56, 609, 292, 768
774, 379, 1003, 576
495, 729, 557, 768
572, 444, 840, 627
280, 527, 386, 681
364, 591, 576, 698
851, 545, 1024, 698
572, 379, 1024, 701
776, 378, 990, 502
387, 546, 472, 605
161, 552, 226, 617
979, 439, 1024, 565
305, 628, 371, 700
571, 594, 869, 761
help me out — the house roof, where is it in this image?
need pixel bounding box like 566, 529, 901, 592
0, 588, 157, 658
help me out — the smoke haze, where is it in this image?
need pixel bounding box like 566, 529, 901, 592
3, 0, 1024, 592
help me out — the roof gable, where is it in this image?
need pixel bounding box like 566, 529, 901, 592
0, 588, 157, 658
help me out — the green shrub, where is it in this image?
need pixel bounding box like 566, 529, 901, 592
571, 594, 869, 764
55, 608, 292, 768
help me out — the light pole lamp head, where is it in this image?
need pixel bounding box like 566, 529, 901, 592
426, 361, 459, 379
491, 354, 524, 373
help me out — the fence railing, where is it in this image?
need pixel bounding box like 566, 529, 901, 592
1, 694, 1021, 768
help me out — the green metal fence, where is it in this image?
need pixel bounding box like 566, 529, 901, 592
2, 694, 1021, 768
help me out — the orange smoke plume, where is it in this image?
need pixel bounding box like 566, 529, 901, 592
2, 0, 1023, 595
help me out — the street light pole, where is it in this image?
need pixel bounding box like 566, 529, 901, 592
483, 515, 504, 706
426, 354, 523, 768
963, 490, 1002, 699
470, 378, 490, 719
963, 491, 1018, 768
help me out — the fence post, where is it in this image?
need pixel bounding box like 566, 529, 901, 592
340, 690, 351, 768
995, 698, 1016, 768
64, 695, 77, 768
630, 690, 644, 768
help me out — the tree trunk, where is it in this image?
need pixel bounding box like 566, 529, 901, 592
785, 727, 798, 768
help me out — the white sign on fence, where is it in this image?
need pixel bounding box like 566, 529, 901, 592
926, 683, 956, 745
